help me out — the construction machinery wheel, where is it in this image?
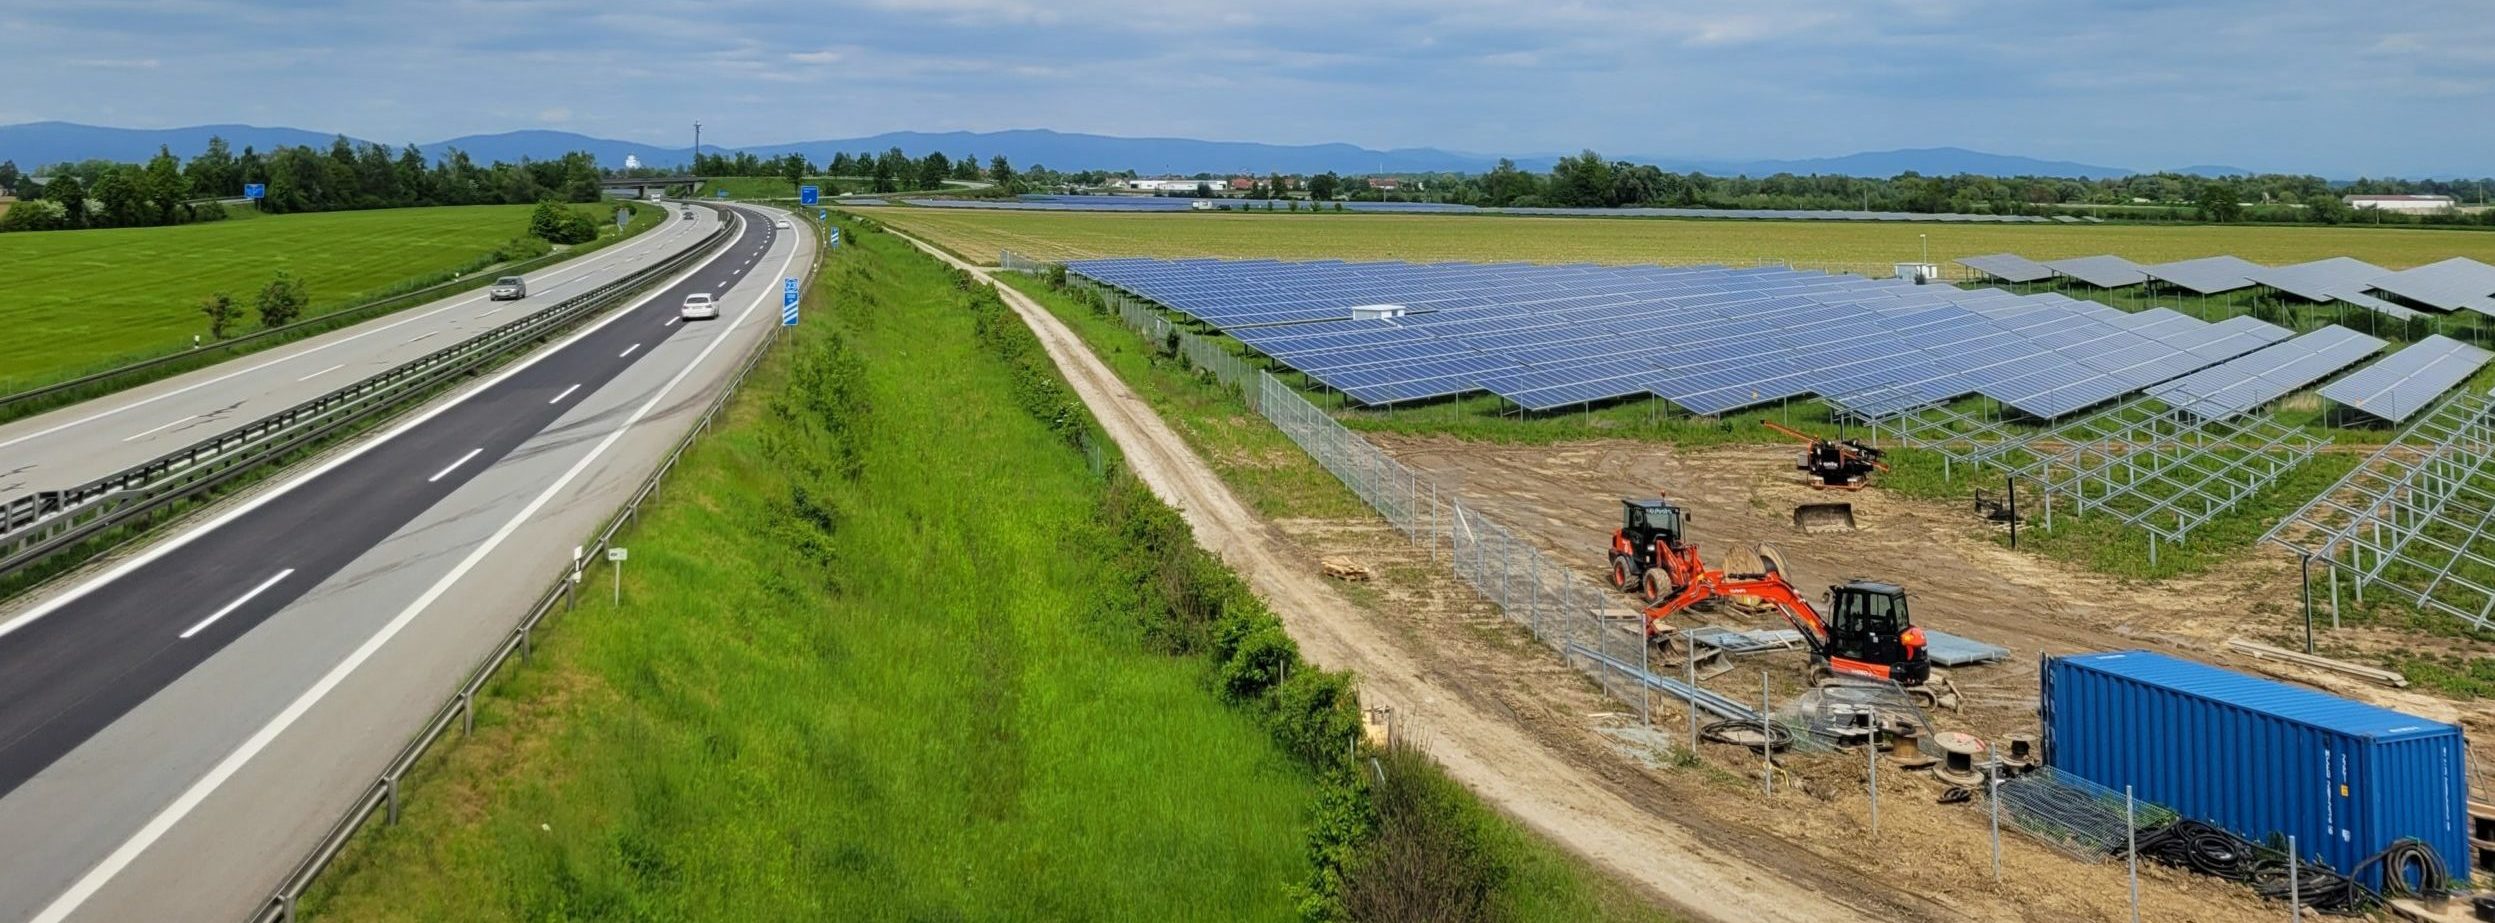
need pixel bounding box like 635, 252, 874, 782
1640, 567, 1671, 604
1610, 554, 1634, 590
1756, 542, 1792, 580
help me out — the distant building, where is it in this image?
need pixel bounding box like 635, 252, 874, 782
1116, 178, 1215, 193
2344, 194, 2456, 213
624, 154, 642, 170
1366, 177, 1403, 192
1228, 177, 1254, 192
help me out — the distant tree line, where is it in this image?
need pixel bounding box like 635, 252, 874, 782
1, 135, 611, 233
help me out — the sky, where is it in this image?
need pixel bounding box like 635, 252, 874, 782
3, 0, 2491, 177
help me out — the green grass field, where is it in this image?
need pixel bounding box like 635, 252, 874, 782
865, 207, 2495, 274
0, 205, 548, 391
695, 176, 870, 200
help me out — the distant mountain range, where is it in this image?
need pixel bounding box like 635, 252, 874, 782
0, 120, 2396, 181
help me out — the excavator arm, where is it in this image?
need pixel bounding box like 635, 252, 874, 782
1760, 421, 1891, 472
1642, 569, 1833, 657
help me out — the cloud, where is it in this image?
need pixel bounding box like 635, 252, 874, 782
1, 0, 2491, 176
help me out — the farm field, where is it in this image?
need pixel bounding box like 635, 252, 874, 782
0, 204, 541, 391
862, 206, 2495, 274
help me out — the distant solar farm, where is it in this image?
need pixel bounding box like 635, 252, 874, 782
1068, 256, 2494, 424
902, 194, 2064, 223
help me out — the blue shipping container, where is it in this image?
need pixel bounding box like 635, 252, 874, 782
2042, 651, 2471, 889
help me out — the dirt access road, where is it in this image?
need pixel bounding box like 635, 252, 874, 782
890, 228, 2285, 922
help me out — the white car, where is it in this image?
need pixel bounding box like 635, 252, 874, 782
775, 218, 792, 229
680, 292, 719, 321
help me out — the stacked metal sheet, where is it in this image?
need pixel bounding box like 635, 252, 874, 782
2317, 335, 2493, 422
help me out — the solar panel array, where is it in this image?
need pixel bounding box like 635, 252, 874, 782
899, 194, 2049, 222
2317, 335, 2493, 423
1070, 258, 2297, 419
2141, 255, 2264, 294
1959, 253, 2054, 283
2364, 257, 2495, 316
2145, 326, 2385, 420
2043, 255, 2151, 288
2245, 257, 2420, 320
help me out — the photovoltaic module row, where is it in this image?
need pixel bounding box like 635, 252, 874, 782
1069, 257, 2303, 419
900, 195, 2052, 222
2316, 335, 2492, 423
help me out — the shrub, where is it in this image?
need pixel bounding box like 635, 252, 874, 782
256, 271, 307, 327
527, 200, 598, 244
199, 291, 241, 339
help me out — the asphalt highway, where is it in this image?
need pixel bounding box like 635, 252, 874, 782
0, 202, 811, 922
0, 203, 722, 505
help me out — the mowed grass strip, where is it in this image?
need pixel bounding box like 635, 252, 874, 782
866, 207, 2495, 272
300, 225, 1314, 921
0, 204, 534, 390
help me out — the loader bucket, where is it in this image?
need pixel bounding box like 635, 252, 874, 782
1792, 502, 1857, 534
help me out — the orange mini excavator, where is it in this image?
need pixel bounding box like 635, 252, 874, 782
1643, 545, 1931, 687
1610, 494, 1705, 604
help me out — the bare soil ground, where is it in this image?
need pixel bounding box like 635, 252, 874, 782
1370, 436, 2495, 771
900, 229, 2349, 922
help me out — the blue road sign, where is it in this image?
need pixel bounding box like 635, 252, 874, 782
799, 185, 820, 206
817, 209, 827, 221
715, 189, 728, 199
782, 277, 800, 326
243, 183, 265, 200
828, 228, 841, 249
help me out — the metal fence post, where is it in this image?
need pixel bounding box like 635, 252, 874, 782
1684, 629, 1698, 751
2126, 785, 2140, 923
1868, 741, 1879, 836
1989, 755, 2003, 883
1761, 671, 1773, 796
2287, 836, 2300, 921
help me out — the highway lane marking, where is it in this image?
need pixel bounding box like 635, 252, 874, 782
406, 331, 439, 345
0, 222, 702, 452
119, 415, 199, 443
475, 307, 502, 319
295, 364, 345, 383
549, 383, 581, 404
23, 252, 786, 923
619, 343, 641, 359
427, 447, 483, 483
664, 317, 680, 327
0, 220, 746, 644
176, 569, 294, 639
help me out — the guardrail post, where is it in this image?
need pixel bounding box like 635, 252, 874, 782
461, 690, 474, 736
384, 774, 399, 825
520, 625, 533, 663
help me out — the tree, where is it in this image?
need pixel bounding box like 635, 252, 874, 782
917, 151, 951, 190
144, 145, 189, 224
1306, 171, 1341, 201
43, 173, 87, 225
199, 291, 242, 339
2195, 182, 2243, 222
0, 160, 21, 197
256, 271, 308, 328
988, 155, 1015, 191
90, 165, 146, 226
528, 200, 598, 244
186, 137, 235, 198
1548, 150, 1615, 207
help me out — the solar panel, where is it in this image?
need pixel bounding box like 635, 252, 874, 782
2148, 325, 2386, 420
2317, 335, 2493, 423
2364, 258, 2495, 315
2140, 255, 2264, 295
2246, 257, 2390, 303
1957, 253, 2054, 283
2042, 255, 2150, 288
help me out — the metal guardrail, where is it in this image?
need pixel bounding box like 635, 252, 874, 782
0, 211, 740, 582
250, 213, 809, 923
0, 207, 670, 419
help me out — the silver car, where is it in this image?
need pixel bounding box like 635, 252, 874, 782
680, 292, 719, 321
488, 276, 527, 300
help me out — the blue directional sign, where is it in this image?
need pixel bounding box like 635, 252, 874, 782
243, 183, 265, 200
715, 189, 728, 199
799, 185, 820, 206
782, 277, 800, 326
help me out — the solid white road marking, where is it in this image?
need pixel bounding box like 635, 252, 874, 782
619, 343, 641, 359
294, 364, 345, 383
0, 224, 734, 644
549, 383, 581, 404
427, 447, 483, 483
119, 415, 198, 443
406, 331, 438, 345
26, 245, 789, 922
177, 569, 295, 639
0, 218, 698, 452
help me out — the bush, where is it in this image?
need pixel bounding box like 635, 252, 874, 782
527, 200, 598, 244
0, 198, 68, 232
199, 291, 241, 339
256, 271, 307, 328
1341, 745, 1505, 923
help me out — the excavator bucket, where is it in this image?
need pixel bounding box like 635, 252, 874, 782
1792, 502, 1857, 534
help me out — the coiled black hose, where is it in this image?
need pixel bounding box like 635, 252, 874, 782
2112, 820, 2447, 915
1698, 718, 1795, 753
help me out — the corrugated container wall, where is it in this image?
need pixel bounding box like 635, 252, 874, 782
2042, 651, 2471, 889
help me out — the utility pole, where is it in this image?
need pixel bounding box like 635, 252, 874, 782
693, 121, 703, 167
